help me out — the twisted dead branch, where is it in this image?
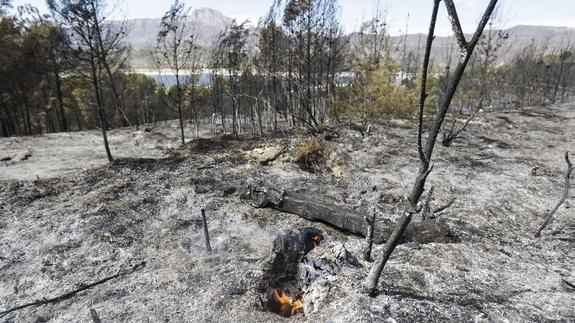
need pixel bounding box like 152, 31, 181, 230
535, 152, 572, 237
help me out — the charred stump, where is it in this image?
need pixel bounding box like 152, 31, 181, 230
258, 227, 324, 317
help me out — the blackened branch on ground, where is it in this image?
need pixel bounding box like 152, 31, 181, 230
433, 198, 456, 215
0, 262, 147, 318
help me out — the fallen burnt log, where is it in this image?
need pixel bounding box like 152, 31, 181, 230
241, 183, 453, 244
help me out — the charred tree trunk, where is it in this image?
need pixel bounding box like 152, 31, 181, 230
89, 46, 113, 162
175, 71, 185, 146
366, 0, 498, 296
366, 214, 412, 296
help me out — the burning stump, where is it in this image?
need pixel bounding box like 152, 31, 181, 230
259, 227, 359, 318
259, 227, 324, 318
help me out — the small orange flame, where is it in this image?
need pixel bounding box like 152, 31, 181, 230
291, 296, 303, 316
310, 235, 321, 245
272, 288, 303, 317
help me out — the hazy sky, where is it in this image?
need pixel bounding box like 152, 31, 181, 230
11, 0, 575, 35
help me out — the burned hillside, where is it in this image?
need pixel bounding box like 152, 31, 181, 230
1, 104, 573, 322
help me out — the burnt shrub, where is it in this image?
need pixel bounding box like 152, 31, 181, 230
293, 138, 325, 173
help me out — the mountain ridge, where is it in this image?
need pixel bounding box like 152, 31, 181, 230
120, 8, 575, 68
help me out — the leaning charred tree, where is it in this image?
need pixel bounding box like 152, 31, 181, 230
366, 0, 499, 296
241, 182, 452, 244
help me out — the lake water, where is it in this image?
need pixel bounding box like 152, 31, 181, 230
141, 71, 354, 87
147, 73, 213, 87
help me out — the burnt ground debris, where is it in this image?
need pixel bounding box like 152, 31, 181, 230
0, 104, 574, 322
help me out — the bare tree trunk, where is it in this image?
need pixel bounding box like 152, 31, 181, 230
421, 186, 435, 221
552, 52, 568, 104
410, 0, 441, 207
411, 0, 498, 205
23, 98, 32, 135
88, 45, 113, 162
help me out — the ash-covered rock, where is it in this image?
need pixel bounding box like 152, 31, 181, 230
298, 241, 360, 314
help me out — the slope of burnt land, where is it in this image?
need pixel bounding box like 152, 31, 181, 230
1, 105, 574, 322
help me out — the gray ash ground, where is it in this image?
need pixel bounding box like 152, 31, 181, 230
1, 105, 574, 322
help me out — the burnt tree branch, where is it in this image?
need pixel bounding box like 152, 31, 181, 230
468, 1, 500, 50
443, 0, 468, 55
433, 198, 456, 214
442, 98, 483, 147
366, 0, 441, 297
201, 209, 213, 253
563, 279, 575, 290
535, 152, 572, 237
0, 262, 146, 318
410, 0, 498, 206
416, 0, 440, 167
